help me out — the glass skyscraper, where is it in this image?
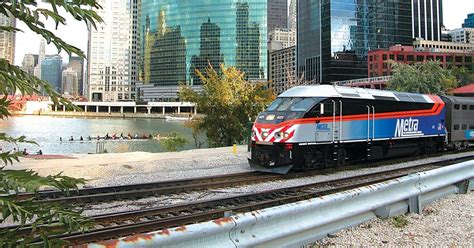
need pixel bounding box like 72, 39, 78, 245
298, 0, 414, 83
41, 55, 63, 93
463, 13, 474, 28
141, 0, 267, 88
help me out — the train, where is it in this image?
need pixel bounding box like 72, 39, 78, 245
248, 85, 474, 174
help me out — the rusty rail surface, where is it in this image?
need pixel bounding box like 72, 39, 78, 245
17, 154, 474, 245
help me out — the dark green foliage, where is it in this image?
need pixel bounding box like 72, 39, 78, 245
0, 1, 102, 246
180, 65, 275, 147
387, 61, 457, 94
160, 132, 187, 152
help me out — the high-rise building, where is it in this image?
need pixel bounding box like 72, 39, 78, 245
21, 54, 38, 75
34, 40, 46, 78
0, 13, 16, 63
69, 56, 84, 95
87, 0, 140, 102
412, 0, 443, 41
268, 0, 287, 33
268, 28, 296, 51
463, 13, 474, 28
41, 55, 63, 92
288, 0, 296, 31
62, 67, 79, 96
269, 45, 296, 95
139, 0, 267, 101
449, 28, 474, 44
297, 0, 413, 84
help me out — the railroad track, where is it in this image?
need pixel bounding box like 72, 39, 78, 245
19, 151, 474, 205
11, 155, 473, 245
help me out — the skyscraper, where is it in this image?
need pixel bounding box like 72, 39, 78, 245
21, 54, 38, 75
68, 56, 84, 95
412, 0, 443, 41
41, 55, 63, 92
62, 67, 79, 96
0, 13, 16, 63
297, 0, 414, 84
463, 13, 474, 28
288, 0, 296, 31
87, 0, 140, 102
34, 40, 46, 79
268, 0, 287, 33
139, 0, 267, 101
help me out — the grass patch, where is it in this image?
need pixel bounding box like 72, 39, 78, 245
391, 215, 409, 228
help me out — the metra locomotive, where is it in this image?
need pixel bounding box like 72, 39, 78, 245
249, 85, 474, 174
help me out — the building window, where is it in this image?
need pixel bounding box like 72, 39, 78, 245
407, 55, 414, 61
462, 124, 467, 130
470, 105, 474, 110
382, 54, 387, 60
390, 54, 394, 60
454, 104, 460, 110
397, 55, 404, 61
454, 124, 460, 130
462, 105, 468, 110
417, 56, 424, 62
456, 56, 463, 62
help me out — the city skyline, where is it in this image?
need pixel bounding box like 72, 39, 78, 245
12, 1, 474, 66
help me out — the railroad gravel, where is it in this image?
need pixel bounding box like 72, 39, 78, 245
310, 192, 474, 247
81, 150, 474, 217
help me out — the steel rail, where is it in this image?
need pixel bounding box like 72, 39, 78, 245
23, 155, 474, 245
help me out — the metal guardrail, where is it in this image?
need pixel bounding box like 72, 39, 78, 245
88, 160, 474, 248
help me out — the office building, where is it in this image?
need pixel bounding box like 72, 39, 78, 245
41, 55, 63, 92
69, 56, 84, 95
297, 0, 413, 84
87, 0, 140, 102
268, 28, 296, 51
463, 13, 474, 28
368, 45, 474, 77
269, 45, 296, 95
21, 54, 38, 75
268, 0, 287, 32
413, 40, 474, 53
62, 67, 79, 96
140, 0, 267, 101
412, 0, 443, 41
448, 28, 474, 44
288, 0, 296, 31
34, 40, 46, 78
0, 13, 16, 63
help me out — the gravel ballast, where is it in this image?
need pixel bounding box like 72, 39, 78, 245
312, 192, 473, 247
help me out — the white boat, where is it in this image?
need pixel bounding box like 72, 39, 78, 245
165, 116, 192, 121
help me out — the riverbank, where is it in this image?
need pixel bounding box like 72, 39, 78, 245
10, 145, 250, 186
12, 111, 203, 120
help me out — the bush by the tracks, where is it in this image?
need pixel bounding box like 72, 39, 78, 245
0, 1, 102, 246
160, 132, 187, 152
180, 65, 275, 147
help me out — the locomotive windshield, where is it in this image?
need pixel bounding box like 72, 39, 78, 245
257, 97, 323, 124
266, 97, 320, 112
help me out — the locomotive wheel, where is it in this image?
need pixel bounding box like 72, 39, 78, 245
303, 151, 323, 171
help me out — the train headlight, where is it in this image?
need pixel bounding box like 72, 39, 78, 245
283, 132, 290, 138
274, 132, 281, 139
262, 131, 268, 137
275, 131, 290, 139
252, 130, 256, 137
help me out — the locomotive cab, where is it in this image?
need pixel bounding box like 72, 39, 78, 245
249, 97, 326, 174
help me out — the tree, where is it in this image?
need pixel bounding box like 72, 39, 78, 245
184, 119, 205, 149
180, 65, 275, 147
450, 66, 474, 87
387, 61, 457, 94
0, 1, 102, 246
160, 132, 187, 152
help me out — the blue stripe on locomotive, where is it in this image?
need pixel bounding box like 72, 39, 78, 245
340, 109, 446, 141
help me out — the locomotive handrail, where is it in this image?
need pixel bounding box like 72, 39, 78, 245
372, 106, 375, 140
332, 100, 336, 143
366, 105, 370, 141
339, 100, 343, 142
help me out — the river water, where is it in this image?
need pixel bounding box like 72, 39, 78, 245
0, 116, 206, 154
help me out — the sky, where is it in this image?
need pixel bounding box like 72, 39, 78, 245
13, 1, 474, 66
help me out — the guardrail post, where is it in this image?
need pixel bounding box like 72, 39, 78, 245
456, 178, 473, 194
408, 195, 421, 214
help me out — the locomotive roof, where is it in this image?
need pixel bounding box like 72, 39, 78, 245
279, 85, 434, 103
